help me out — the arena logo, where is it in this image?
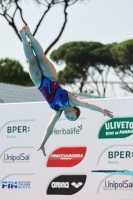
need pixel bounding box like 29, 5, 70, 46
47, 147, 87, 167
2, 181, 31, 189
7, 126, 30, 138
47, 175, 86, 195
52, 125, 82, 135
2, 153, 30, 163
98, 118, 133, 139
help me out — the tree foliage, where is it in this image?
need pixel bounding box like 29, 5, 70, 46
51, 41, 115, 96
0, 0, 89, 55
0, 58, 33, 86
111, 39, 133, 93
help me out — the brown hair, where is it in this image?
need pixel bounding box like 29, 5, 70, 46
73, 106, 81, 120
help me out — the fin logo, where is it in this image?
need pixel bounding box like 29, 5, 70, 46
47, 175, 86, 195
2, 181, 31, 189
47, 147, 87, 167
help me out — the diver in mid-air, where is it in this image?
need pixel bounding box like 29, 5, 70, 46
19, 26, 113, 156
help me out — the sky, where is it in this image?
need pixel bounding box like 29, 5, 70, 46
1, 0, 133, 97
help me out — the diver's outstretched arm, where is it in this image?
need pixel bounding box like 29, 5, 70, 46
71, 96, 113, 118
37, 111, 62, 156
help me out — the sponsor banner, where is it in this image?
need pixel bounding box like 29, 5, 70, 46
2, 181, 31, 189
98, 118, 133, 139
0, 120, 34, 139
52, 125, 83, 135
1, 99, 133, 199
103, 179, 133, 191
92, 170, 133, 194
97, 146, 133, 166
2, 152, 30, 163
7, 126, 30, 134
47, 147, 86, 167
0, 147, 33, 164
47, 175, 86, 195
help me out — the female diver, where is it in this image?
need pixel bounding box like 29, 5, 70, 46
19, 26, 113, 156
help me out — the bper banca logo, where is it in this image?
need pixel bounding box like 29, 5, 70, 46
7, 126, 30, 138
108, 150, 133, 165
7, 126, 30, 133
47, 147, 87, 167
108, 151, 133, 159
47, 175, 86, 195
97, 146, 133, 166
0, 119, 34, 139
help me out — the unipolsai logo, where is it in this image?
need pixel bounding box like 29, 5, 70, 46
91, 170, 133, 193
47, 175, 86, 195
2, 153, 30, 163
103, 180, 133, 191
2, 181, 31, 189
53, 125, 83, 135
47, 147, 87, 167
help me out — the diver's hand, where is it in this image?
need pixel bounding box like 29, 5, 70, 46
37, 144, 46, 156
102, 109, 113, 118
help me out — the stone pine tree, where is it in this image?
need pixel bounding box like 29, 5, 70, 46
111, 39, 133, 93
50, 41, 115, 96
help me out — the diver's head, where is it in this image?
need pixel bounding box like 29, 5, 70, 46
64, 106, 81, 121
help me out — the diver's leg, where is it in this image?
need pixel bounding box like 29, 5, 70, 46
19, 29, 42, 87
22, 26, 57, 82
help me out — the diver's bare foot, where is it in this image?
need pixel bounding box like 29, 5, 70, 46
18, 29, 26, 40
22, 26, 31, 36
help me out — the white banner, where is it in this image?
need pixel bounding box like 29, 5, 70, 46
0, 98, 133, 200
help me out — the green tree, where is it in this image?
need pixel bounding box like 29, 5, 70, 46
111, 39, 133, 93
0, 58, 33, 86
90, 43, 116, 95
51, 41, 115, 96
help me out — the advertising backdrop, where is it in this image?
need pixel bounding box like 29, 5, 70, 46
0, 97, 133, 200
